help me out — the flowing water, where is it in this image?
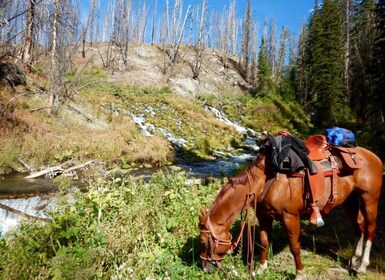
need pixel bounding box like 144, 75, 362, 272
0, 107, 261, 236
0, 154, 256, 236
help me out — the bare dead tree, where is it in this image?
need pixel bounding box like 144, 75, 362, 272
191, 0, 207, 80
100, 1, 115, 68
164, 1, 191, 64
241, 0, 252, 81
151, 0, 158, 45
229, 0, 238, 55
88, 0, 96, 46
249, 20, 259, 85
133, 0, 149, 43
343, 0, 351, 99
274, 26, 289, 84
47, 0, 81, 113
48, 0, 60, 113
297, 23, 309, 105
267, 18, 277, 75
20, 0, 36, 71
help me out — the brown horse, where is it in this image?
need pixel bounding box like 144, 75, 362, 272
199, 135, 383, 280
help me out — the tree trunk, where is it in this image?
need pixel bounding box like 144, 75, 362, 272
22, 0, 36, 72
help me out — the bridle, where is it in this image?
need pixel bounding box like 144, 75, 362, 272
200, 191, 257, 266
199, 215, 232, 264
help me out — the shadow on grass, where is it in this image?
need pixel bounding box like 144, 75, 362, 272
299, 184, 385, 274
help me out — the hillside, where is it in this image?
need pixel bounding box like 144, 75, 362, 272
1, 43, 384, 280
0, 42, 310, 175
77, 43, 250, 97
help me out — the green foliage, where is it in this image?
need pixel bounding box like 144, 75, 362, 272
257, 38, 274, 93
305, 0, 347, 127
53, 175, 74, 194
203, 91, 311, 136
1, 172, 384, 279
0, 139, 21, 171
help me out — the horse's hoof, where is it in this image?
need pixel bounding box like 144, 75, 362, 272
356, 266, 368, 274
256, 262, 268, 275
295, 270, 307, 280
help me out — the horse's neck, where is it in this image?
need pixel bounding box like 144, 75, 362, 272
207, 159, 265, 233
209, 187, 250, 232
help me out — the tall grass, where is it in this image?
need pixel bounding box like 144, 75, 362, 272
1, 172, 383, 279
0, 172, 249, 279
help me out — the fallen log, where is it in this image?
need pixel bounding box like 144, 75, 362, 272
0, 203, 51, 222
25, 165, 64, 179
25, 160, 94, 179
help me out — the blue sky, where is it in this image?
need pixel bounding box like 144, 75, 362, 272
186, 0, 314, 35
82, 0, 315, 36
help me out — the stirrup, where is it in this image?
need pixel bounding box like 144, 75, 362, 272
310, 206, 324, 227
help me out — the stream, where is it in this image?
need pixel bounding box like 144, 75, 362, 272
0, 107, 261, 236
0, 153, 257, 236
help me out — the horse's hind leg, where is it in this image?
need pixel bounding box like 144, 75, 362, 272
347, 190, 380, 273
256, 212, 272, 274
354, 192, 379, 274
343, 191, 365, 269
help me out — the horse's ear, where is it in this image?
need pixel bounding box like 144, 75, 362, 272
199, 207, 208, 220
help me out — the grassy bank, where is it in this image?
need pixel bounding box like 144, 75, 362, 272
1, 66, 312, 175
1, 171, 383, 280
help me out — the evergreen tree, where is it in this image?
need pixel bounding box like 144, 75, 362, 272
305, 0, 348, 127
296, 23, 309, 105
303, 2, 323, 107
372, 0, 385, 124
257, 38, 272, 93
350, 0, 376, 128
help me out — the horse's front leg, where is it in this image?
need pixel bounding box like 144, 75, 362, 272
256, 211, 272, 274
282, 213, 306, 280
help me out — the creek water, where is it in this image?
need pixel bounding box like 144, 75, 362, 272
0, 106, 261, 236
0, 153, 257, 236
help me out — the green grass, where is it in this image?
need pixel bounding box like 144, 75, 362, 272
1, 172, 384, 280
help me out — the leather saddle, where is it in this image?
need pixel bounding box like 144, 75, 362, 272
303, 134, 361, 226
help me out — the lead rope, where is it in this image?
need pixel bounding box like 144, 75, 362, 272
246, 171, 256, 278
247, 193, 257, 278
230, 193, 257, 278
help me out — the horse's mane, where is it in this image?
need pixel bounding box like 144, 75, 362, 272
213, 156, 263, 203
229, 154, 264, 185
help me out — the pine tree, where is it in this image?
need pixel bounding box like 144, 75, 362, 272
280, 48, 298, 101
350, 0, 376, 128
372, 0, 385, 124
257, 38, 272, 93
305, 0, 347, 127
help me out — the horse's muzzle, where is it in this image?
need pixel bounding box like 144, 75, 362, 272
203, 261, 216, 273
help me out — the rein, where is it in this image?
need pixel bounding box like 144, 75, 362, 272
200, 191, 257, 272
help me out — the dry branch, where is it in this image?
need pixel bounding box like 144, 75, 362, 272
25, 160, 94, 179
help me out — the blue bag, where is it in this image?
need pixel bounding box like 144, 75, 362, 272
325, 127, 356, 147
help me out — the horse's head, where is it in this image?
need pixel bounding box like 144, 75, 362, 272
198, 208, 233, 272
198, 156, 267, 272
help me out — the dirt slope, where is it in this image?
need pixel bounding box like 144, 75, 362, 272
75, 42, 251, 96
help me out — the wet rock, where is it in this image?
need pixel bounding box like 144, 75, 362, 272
0, 63, 27, 87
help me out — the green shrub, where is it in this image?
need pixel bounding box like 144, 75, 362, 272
0, 139, 21, 171
1, 172, 384, 279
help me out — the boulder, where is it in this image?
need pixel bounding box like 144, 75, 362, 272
0, 63, 27, 87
